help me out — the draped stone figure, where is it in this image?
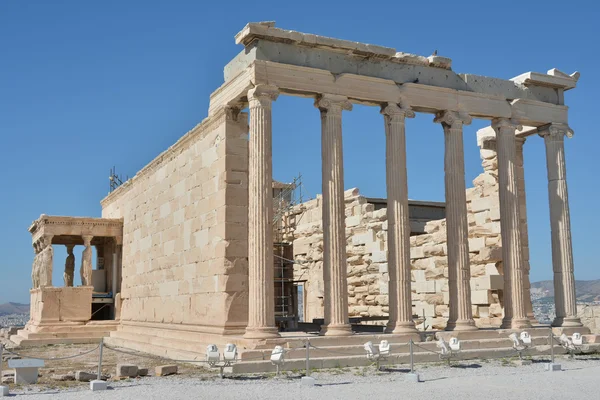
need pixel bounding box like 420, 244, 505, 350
80, 235, 93, 286
64, 244, 75, 287
31, 244, 41, 289
37, 236, 54, 287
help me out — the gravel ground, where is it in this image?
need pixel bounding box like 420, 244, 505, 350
6, 356, 600, 400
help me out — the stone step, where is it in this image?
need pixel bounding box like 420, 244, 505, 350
231, 345, 584, 374
238, 336, 553, 360
10, 336, 103, 346
18, 331, 109, 340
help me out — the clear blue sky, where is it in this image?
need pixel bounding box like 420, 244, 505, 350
1, 0, 598, 304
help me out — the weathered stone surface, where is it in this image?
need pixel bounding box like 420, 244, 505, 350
155, 365, 178, 376
51, 373, 75, 381
75, 371, 96, 382
116, 364, 138, 378
137, 368, 149, 377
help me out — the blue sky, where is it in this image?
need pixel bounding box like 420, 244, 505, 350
1, 0, 598, 304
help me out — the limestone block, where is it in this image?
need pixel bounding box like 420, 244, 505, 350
116, 364, 138, 378
371, 251, 387, 263
484, 221, 501, 234
410, 247, 425, 259
478, 306, 490, 318
468, 237, 486, 253
422, 245, 445, 257
477, 246, 502, 262
413, 302, 435, 317
471, 275, 504, 291
424, 293, 444, 305
90, 380, 108, 391
474, 211, 489, 226
436, 304, 449, 317
379, 281, 389, 295
489, 207, 501, 221
471, 290, 493, 305
346, 216, 361, 228
443, 291, 449, 304
415, 281, 436, 294
484, 263, 499, 275
470, 198, 493, 213
378, 263, 388, 273
489, 303, 503, 317
75, 371, 96, 382
412, 270, 426, 282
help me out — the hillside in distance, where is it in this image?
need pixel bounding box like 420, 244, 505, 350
531, 280, 600, 302
0, 302, 29, 316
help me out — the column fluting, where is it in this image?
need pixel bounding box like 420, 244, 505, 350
435, 111, 477, 331
540, 124, 582, 327
316, 94, 353, 336
382, 103, 417, 333
244, 85, 280, 339
493, 118, 531, 329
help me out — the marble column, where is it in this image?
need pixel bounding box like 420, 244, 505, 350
244, 84, 280, 339
81, 235, 93, 287
492, 118, 531, 329
539, 124, 582, 327
515, 138, 537, 323
382, 103, 417, 333
435, 111, 477, 331
64, 244, 75, 287
316, 94, 353, 336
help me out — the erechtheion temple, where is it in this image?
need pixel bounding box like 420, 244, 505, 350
13, 22, 600, 368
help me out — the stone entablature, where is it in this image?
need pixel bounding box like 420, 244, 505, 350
29, 215, 124, 246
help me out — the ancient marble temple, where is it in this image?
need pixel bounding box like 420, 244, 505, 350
15, 22, 596, 367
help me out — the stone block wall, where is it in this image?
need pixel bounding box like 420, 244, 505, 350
101, 108, 250, 334
578, 304, 600, 333
291, 135, 512, 328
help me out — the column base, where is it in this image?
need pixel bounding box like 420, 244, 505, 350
528, 313, 540, 325
243, 326, 280, 339
385, 321, 417, 334
445, 319, 478, 331
551, 316, 583, 328
320, 324, 353, 336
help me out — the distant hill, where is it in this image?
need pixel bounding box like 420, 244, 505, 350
0, 302, 29, 316
531, 279, 600, 302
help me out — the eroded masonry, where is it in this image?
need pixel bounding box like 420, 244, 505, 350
13, 22, 599, 367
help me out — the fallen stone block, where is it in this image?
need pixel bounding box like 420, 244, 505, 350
75, 371, 97, 382
116, 364, 138, 378
137, 368, 149, 377
155, 365, 178, 376
51, 373, 75, 381
0, 385, 8, 397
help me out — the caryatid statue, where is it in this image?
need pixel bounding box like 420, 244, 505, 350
38, 235, 54, 287
80, 235, 93, 286
31, 241, 41, 289
64, 244, 75, 287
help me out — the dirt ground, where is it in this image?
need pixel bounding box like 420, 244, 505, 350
1, 342, 216, 391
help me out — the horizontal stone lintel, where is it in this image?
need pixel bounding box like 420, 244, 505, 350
209, 61, 569, 126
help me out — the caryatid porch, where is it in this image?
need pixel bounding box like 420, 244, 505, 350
11, 215, 124, 346
220, 22, 583, 338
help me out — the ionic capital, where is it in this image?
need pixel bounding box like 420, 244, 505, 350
224, 105, 242, 121
82, 235, 93, 246
538, 123, 574, 141
315, 94, 353, 115
434, 110, 472, 129
248, 85, 279, 108
492, 118, 523, 133
381, 103, 415, 121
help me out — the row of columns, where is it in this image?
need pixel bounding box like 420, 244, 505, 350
243, 85, 581, 338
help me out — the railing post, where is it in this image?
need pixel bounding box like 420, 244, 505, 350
409, 339, 414, 373
97, 338, 104, 380
305, 339, 310, 377
550, 328, 555, 364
